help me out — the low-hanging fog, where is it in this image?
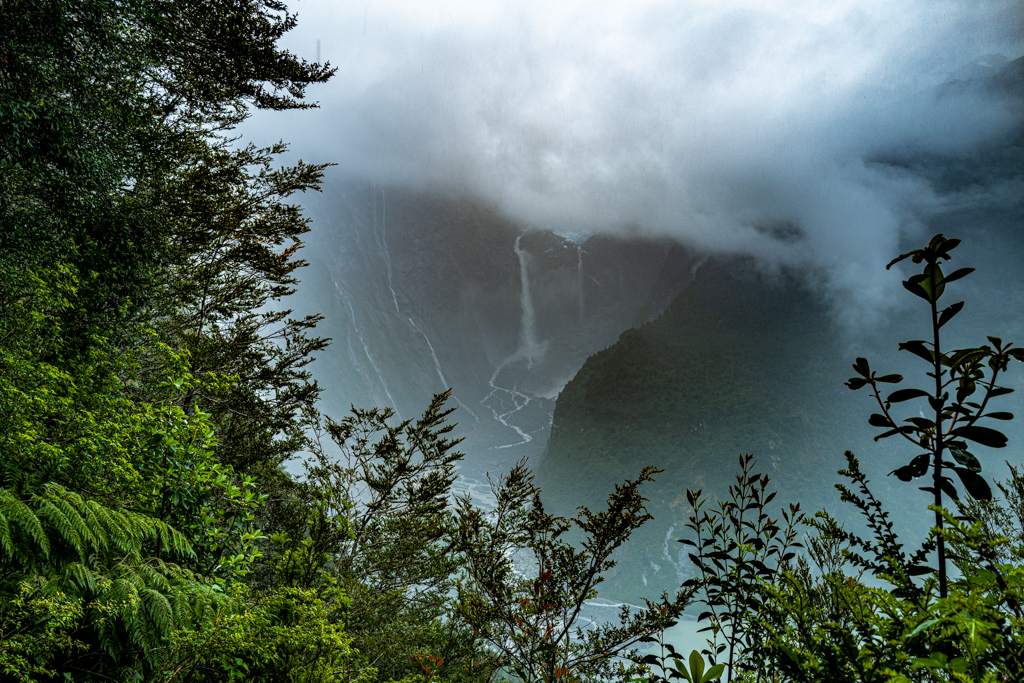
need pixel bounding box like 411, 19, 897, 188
251, 0, 1022, 325
245, 0, 1024, 607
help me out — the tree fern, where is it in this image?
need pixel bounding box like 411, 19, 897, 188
0, 483, 233, 677
0, 489, 49, 559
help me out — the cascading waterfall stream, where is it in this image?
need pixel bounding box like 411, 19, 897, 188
408, 317, 449, 388
408, 316, 480, 422
482, 359, 535, 448
479, 234, 550, 448
576, 243, 585, 323
340, 288, 401, 417
661, 524, 691, 585
514, 234, 542, 367
376, 185, 401, 315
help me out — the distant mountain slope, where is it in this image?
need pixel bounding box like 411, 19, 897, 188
534, 257, 893, 598
532, 55, 1024, 601
299, 182, 703, 477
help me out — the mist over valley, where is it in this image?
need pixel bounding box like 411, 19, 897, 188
257, 0, 1024, 604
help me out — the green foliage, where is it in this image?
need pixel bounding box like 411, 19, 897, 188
680, 455, 804, 681
0, 481, 239, 678
157, 585, 362, 683
456, 462, 689, 683
0, 0, 340, 678
151, 139, 331, 481
0, 582, 90, 682
269, 393, 489, 683
676, 453, 1024, 682
846, 233, 1023, 596
632, 629, 725, 683
674, 234, 1024, 682
744, 462, 1024, 682
674, 650, 727, 683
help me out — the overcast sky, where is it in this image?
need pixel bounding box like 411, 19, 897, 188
251, 0, 1023, 324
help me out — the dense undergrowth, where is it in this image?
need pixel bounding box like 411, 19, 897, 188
2, 2, 1023, 682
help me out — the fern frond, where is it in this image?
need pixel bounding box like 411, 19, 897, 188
82, 498, 119, 554
0, 488, 49, 558
104, 507, 145, 559
137, 562, 171, 594
148, 518, 195, 560
141, 587, 174, 643
63, 561, 100, 594
47, 490, 98, 558
36, 498, 85, 562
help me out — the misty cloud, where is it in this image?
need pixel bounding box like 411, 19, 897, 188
254, 0, 1023, 323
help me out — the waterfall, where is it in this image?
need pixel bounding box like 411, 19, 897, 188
477, 234, 552, 448
662, 524, 691, 585
341, 290, 401, 417
377, 186, 401, 315
408, 316, 480, 422
514, 235, 542, 367
408, 317, 448, 387
576, 243, 584, 323
482, 358, 534, 447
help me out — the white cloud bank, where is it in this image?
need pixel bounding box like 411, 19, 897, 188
256, 0, 1023, 322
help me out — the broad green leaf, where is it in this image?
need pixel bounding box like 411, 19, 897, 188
937, 301, 965, 328
954, 468, 992, 500
949, 348, 988, 366
956, 381, 977, 403
891, 464, 918, 482
908, 618, 941, 638
942, 267, 974, 284
868, 414, 892, 428
922, 264, 945, 299
874, 426, 916, 441
899, 340, 934, 363
938, 476, 959, 501
704, 663, 726, 682
952, 425, 1008, 448
846, 377, 868, 390
902, 278, 931, 301
887, 388, 930, 403
908, 453, 930, 476
671, 659, 693, 683
688, 650, 704, 682
886, 249, 918, 269
908, 416, 934, 430
948, 446, 980, 472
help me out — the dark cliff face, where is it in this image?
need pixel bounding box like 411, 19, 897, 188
299, 181, 703, 474
542, 257, 852, 469
535, 239, 1024, 602
533, 258, 901, 599
530, 59, 1024, 601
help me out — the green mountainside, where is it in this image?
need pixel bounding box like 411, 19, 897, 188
535, 256, 893, 599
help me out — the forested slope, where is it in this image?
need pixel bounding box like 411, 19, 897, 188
536, 257, 885, 599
